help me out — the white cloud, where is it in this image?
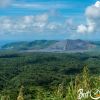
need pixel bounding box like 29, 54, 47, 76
77, 24, 87, 33
0, 17, 11, 30
35, 13, 48, 22
23, 16, 34, 24
77, 1, 100, 34
0, 0, 14, 8
94, 1, 100, 7
0, 12, 75, 37
0, 13, 58, 35
0, 0, 68, 9
47, 22, 62, 32
12, 3, 70, 10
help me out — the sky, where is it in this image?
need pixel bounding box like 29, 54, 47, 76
0, 0, 100, 41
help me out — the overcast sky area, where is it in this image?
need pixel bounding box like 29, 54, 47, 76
0, 0, 100, 41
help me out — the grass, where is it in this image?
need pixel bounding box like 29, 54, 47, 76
0, 67, 100, 100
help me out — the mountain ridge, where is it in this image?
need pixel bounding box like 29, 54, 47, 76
1, 39, 99, 52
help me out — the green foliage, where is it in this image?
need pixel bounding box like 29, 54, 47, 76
0, 52, 100, 99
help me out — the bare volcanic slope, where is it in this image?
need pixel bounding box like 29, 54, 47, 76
46, 39, 96, 51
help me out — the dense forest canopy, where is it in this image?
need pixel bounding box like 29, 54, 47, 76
0, 51, 100, 99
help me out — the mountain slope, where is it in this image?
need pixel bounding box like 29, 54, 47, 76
1, 39, 97, 52
1, 40, 58, 50
47, 39, 96, 51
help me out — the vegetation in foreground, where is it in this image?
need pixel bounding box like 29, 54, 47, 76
0, 52, 100, 100
0, 67, 100, 100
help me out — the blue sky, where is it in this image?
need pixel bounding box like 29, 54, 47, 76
0, 0, 95, 16
0, 0, 100, 41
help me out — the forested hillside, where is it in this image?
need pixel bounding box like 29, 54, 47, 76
0, 52, 100, 99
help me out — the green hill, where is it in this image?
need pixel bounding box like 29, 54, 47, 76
0, 52, 100, 99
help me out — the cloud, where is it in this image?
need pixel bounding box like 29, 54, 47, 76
0, 12, 75, 38
35, 14, 48, 22
0, 0, 69, 10
0, 14, 55, 35
95, 1, 100, 7
77, 1, 100, 34
0, 0, 14, 8
12, 3, 71, 10
77, 24, 87, 33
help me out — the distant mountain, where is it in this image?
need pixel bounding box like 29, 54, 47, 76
0, 40, 13, 47
1, 39, 98, 52
46, 39, 96, 51
1, 40, 58, 50
91, 41, 100, 46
